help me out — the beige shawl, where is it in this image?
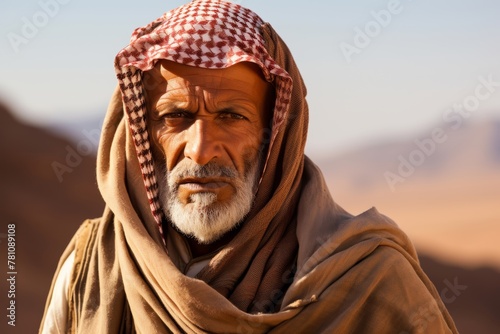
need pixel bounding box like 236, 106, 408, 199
40, 1, 457, 333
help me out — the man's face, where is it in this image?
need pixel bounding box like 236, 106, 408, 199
145, 60, 273, 244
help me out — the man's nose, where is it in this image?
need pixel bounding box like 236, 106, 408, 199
184, 119, 221, 166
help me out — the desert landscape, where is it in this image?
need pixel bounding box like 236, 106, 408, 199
0, 100, 499, 333
319, 118, 500, 269
318, 117, 500, 333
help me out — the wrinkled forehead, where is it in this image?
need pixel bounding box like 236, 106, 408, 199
143, 61, 275, 125
143, 60, 272, 93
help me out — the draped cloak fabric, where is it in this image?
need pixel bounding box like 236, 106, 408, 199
40, 1, 458, 333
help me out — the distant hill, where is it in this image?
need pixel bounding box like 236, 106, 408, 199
318, 118, 500, 269
419, 254, 500, 334
317, 117, 500, 333
1, 101, 499, 333
0, 102, 104, 334
47, 114, 105, 151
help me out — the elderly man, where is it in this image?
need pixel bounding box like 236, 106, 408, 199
40, 0, 457, 333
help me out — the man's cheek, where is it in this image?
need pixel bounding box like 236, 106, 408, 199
148, 128, 167, 163
163, 136, 186, 171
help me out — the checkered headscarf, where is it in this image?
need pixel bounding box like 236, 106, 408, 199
114, 0, 293, 245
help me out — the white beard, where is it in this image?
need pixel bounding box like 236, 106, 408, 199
156, 159, 259, 244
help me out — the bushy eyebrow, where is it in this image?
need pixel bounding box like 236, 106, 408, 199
152, 100, 192, 115
150, 89, 197, 113
215, 98, 258, 112
151, 88, 259, 113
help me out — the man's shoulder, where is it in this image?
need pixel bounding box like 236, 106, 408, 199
296, 203, 417, 271
65, 218, 103, 266
75, 218, 101, 239
68, 218, 102, 250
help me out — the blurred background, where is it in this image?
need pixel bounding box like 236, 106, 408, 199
1, 0, 499, 333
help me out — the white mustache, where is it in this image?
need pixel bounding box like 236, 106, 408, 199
167, 161, 239, 189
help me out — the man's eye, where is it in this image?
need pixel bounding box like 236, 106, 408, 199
163, 111, 189, 118
219, 111, 245, 120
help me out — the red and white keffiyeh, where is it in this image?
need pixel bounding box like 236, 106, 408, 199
114, 0, 293, 244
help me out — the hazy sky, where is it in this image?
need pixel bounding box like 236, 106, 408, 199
1, 0, 500, 156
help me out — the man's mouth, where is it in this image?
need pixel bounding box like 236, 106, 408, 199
178, 178, 231, 192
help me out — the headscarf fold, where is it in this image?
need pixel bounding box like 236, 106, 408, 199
40, 1, 458, 333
